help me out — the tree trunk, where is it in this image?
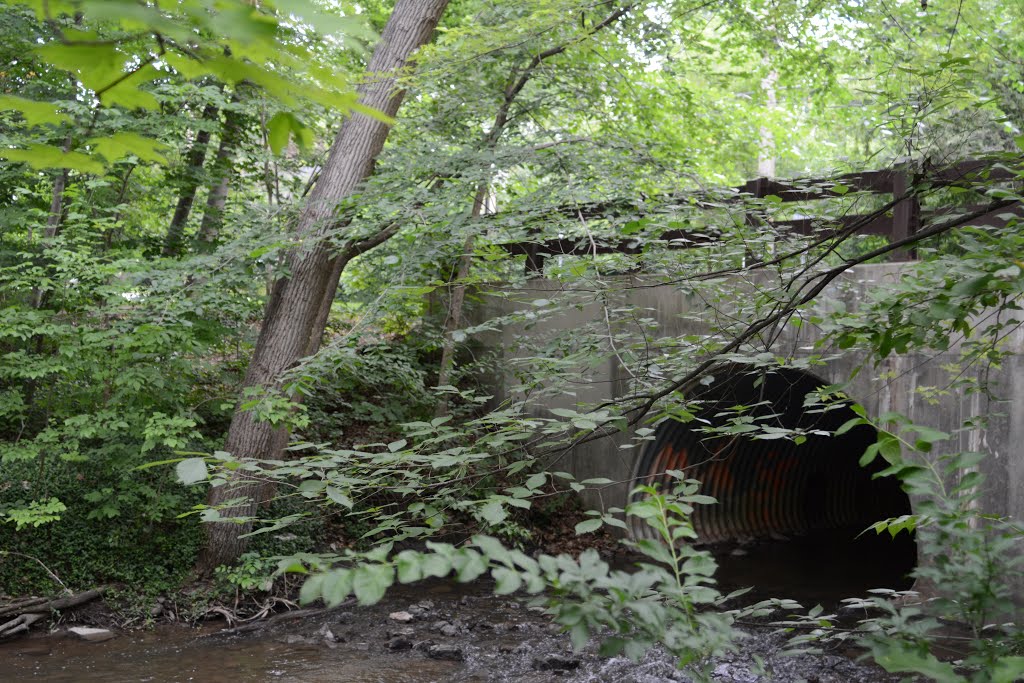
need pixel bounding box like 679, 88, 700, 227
196, 0, 450, 574
163, 102, 219, 257
435, 186, 488, 417
198, 92, 249, 250
757, 67, 777, 178
29, 135, 71, 309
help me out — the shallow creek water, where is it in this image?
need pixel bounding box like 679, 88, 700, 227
0, 538, 911, 683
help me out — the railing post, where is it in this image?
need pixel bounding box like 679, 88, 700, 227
743, 177, 769, 266
891, 171, 921, 261
524, 243, 545, 276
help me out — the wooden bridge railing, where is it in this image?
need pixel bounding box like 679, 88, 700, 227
499, 158, 1023, 274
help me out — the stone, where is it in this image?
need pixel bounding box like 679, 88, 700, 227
712, 663, 758, 682
427, 643, 464, 661
407, 601, 435, 618
387, 636, 413, 651
388, 611, 414, 623
387, 626, 414, 638
317, 623, 337, 643
67, 627, 115, 643
532, 654, 580, 671
432, 619, 461, 637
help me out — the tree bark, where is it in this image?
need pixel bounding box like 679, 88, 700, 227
197, 94, 247, 249
163, 102, 220, 257
434, 187, 487, 417
196, 0, 450, 574
757, 67, 777, 178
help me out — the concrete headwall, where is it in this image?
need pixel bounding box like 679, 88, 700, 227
480, 263, 1024, 598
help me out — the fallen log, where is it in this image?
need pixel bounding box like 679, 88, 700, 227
0, 612, 44, 638
0, 587, 107, 639
0, 596, 50, 618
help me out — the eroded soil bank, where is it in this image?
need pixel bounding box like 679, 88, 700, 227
0, 578, 900, 683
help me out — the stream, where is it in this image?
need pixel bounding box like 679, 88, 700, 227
0, 537, 911, 682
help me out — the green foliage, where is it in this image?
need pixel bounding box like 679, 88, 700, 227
0, 459, 204, 595
287, 473, 754, 678
1, 0, 369, 172
299, 338, 435, 442
215, 552, 276, 593
2, 496, 66, 530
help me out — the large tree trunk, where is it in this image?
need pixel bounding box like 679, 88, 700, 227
197, 0, 450, 574
163, 102, 219, 257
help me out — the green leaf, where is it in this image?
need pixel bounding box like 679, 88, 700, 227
479, 501, 506, 525
452, 548, 487, 582
569, 622, 590, 650
574, 518, 602, 534
909, 425, 948, 445
88, 133, 167, 164
492, 567, 522, 595
420, 553, 450, 579
298, 479, 326, 495
299, 574, 324, 605
0, 95, 71, 125
395, 550, 422, 584
266, 111, 314, 155
326, 486, 352, 508
0, 144, 105, 174
834, 417, 865, 436
871, 643, 960, 681
950, 274, 992, 297
352, 564, 393, 605
993, 656, 1024, 683
175, 458, 208, 485
35, 44, 122, 92
472, 535, 510, 565
321, 569, 353, 607
267, 112, 291, 155
859, 442, 881, 467
525, 472, 547, 490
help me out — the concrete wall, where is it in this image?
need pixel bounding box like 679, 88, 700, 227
480, 264, 1024, 599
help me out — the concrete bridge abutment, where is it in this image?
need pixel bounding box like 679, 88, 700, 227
481, 263, 1024, 602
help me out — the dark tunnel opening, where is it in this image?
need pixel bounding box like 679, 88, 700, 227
630, 364, 917, 604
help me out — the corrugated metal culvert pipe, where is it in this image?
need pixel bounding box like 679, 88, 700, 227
630, 365, 914, 547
